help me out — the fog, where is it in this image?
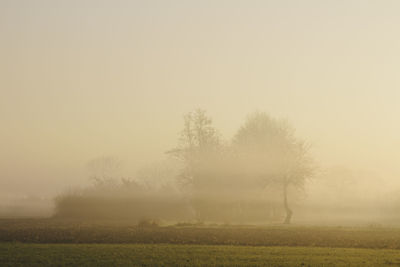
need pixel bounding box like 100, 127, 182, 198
1, 0, 400, 225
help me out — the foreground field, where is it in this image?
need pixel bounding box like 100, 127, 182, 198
2, 243, 400, 267
2, 219, 400, 249
3, 219, 400, 266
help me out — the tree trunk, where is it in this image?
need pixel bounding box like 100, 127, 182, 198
283, 182, 292, 224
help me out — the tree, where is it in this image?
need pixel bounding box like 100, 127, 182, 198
233, 112, 314, 224
167, 109, 223, 220
167, 109, 221, 186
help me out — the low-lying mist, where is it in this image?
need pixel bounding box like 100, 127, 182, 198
2, 110, 399, 226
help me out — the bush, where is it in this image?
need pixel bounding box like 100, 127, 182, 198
53, 181, 193, 222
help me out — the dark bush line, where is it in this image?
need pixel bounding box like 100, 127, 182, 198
53, 194, 281, 223
54, 195, 193, 222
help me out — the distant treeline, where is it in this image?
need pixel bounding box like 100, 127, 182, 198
54, 180, 287, 223
54, 110, 313, 224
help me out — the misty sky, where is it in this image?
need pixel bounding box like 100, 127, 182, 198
1, 0, 400, 196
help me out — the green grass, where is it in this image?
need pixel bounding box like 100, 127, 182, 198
2, 243, 400, 266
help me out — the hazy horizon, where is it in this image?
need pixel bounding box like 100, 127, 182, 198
2, 0, 400, 200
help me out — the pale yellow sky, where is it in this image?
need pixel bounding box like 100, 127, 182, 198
1, 0, 400, 196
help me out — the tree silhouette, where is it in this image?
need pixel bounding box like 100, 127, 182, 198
234, 112, 314, 224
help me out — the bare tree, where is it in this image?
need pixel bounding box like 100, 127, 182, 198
167, 109, 221, 186
167, 109, 224, 220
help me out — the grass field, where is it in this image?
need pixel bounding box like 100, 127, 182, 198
2, 219, 400, 249
3, 243, 400, 266
2, 219, 400, 266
